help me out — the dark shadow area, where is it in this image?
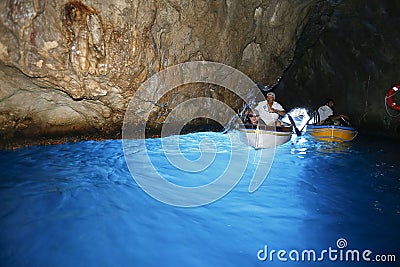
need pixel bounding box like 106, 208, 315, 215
276, 0, 400, 137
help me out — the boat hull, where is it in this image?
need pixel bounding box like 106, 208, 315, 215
238, 125, 292, 149
307, 125, 358, 142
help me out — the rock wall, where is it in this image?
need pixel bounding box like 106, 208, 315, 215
2, 0, 399, 146
277, 0, 400, 136
0, 0, 316, 147
0, 0, 320, 146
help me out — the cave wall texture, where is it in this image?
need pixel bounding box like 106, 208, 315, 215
277, 0, 400, 136
0, 0, 399, 146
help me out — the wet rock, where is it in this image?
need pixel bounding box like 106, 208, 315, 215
277, 0, 400, 136
1, 0, 398, 146
0, 0, 320, 146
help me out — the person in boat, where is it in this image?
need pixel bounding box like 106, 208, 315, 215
317, 99, 351, 126
255, 92, 286, 126
243, 109, 266, 128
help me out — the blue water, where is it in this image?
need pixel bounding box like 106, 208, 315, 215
0, 132, 399, 266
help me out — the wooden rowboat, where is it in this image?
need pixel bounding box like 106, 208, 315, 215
238, 124, 293, 149
306, 125, 358, 142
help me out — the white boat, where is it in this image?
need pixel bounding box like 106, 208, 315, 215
238, 124, 293, 149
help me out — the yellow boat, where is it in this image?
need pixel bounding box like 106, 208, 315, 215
306, 125, 358, 142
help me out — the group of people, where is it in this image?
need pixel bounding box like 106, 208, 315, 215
244, 92, 286, 126
244, 92, 351, 127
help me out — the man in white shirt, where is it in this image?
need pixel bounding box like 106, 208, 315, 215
317, 99, 350, 125
255, 92, 286, 126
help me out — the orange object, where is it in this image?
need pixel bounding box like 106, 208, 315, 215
385, 84, 400, 111
307, 125, 358, 142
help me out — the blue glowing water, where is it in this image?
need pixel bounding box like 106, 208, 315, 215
0, 132, 399, 266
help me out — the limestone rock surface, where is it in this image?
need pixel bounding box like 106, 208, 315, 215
277, 0, 400, 136
0, 0, 319, 145
1, 0, 399, 146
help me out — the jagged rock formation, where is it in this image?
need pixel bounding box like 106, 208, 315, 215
0, 0, 320, 146
0, 0, 399, 147
277, 0, 400, 136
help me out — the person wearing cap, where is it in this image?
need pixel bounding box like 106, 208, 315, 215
255, 92, 286, 126
244, 109, 265, 126
317, 99, 350, 125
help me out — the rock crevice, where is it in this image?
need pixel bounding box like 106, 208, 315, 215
2, 0, 398, 146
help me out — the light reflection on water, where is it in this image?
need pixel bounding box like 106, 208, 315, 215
0, 132, 399, 266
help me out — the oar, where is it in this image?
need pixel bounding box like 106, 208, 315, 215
339, 116, 351, 127
298, 110, 319, 132
299, 119, 312, 132
287, 114, 302, 136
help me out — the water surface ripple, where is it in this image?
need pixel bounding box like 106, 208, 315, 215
0, 133, 399, 266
